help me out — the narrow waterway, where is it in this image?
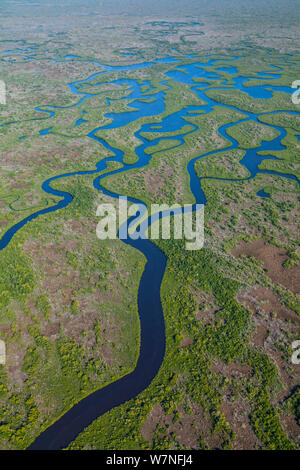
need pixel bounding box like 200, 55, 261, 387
0, 51, 298, 449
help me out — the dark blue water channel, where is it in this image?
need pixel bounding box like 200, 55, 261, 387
0, 51, 299, 449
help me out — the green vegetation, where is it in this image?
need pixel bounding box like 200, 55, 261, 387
0, 177, 145, 449
69, 239, 296, 450
283, 387, 300, 426
226, 120, 280, 149
195, 148, 249, 179
0, 11, 299, 450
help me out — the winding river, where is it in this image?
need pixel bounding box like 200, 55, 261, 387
0, 49, 299, 449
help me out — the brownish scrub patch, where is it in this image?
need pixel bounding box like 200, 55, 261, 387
193, 291, 220, 324
43, 322, 60, 338
237, 286, 300, 406
144, 162, 172, 194
237, 286, 299, 324
231, 238, 300, 294
9, 182, 30, 190
179, 335, 194, 348
220, 398, 261, 450
197, 305, 221, 324
58, 311, 118, 367
64, 217, 96, 235
4, 341, 28, 387
144, 160, 182, 202
280, 413, 300, 444
3, 136, 102, 169
0, 311, 34, 387
24, 236, 120, 310
141, 404, 223, 450
211, 360, 253, 380
251, 324, 269, 348
21, 216, 126, 373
